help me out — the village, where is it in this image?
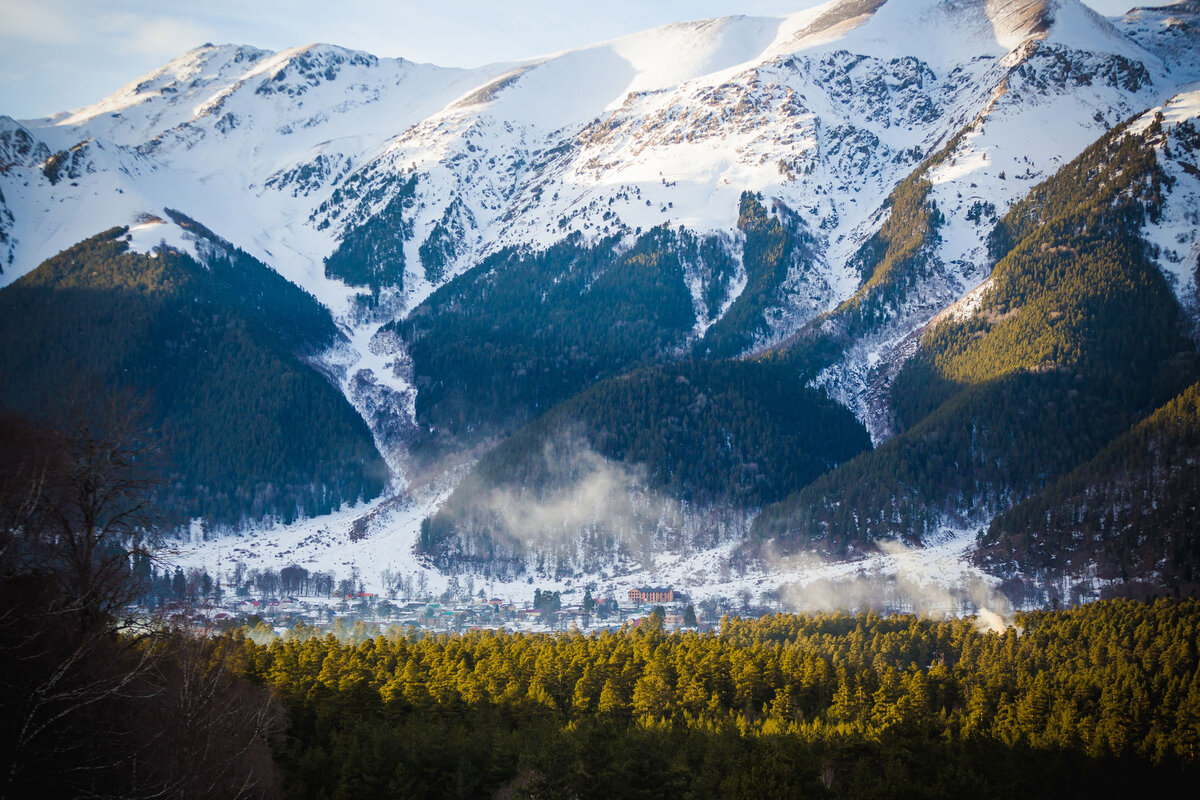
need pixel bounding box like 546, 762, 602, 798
140, 551, 1013, 639
151, 582, 754, 639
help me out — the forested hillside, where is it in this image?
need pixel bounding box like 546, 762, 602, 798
236, 599, 1200, 799
781, 131, 951, 380
323, 173, 418, 298
384, 189, 834, 463
1, 0, 1197, 594
0, 228, 387, 526
750, 114, 1197, 557
692, 192, 817, 360
978, 379, 1200, 594
476, 360, 870, 508
419, 359, 871, 574
387, 228, 698, 458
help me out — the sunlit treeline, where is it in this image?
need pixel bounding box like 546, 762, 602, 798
231, 598, 1200, 798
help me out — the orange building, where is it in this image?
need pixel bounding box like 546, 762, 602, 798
628, 586, 674, 604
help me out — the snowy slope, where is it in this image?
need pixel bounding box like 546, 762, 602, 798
1137, 83, 1200, 332
0, 45, 506, 306
166, 483, 1009, 617
803, 0, 1189, 438
1118, 0, 1200, 80
4, 1, 1182, 306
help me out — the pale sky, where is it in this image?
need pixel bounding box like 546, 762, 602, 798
0, 0, 1160, 120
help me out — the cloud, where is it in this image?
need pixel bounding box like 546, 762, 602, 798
438, 431, 751, 575
0, 0, 84, 45
101, 14, 218, 59
0, 2, 220, 117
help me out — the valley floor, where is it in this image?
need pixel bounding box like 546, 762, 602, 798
165, 488, 1021, 628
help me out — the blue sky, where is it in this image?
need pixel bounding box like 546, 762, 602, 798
0, 0, 1158, 119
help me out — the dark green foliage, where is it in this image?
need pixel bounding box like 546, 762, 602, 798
691, 231, 741, 322
533, 589, 562, 613
418, 196, 470, 283
419, 360, 870, 571
389, 228, 697, 457
978, 117, 1200, 585
752, 113, 1194, 557
755, 370, 1150, 551
695, 192, 813, 359
238, 599, 1200, 799
986, 116, 1171, 262
890, 119, 1181, 434
845, 177, 942, 312
323, 173, 417, 294
162, 209, 341, 353
469, 359, 867, 507
0, 228, 386, 526
980, 379, 1200, 591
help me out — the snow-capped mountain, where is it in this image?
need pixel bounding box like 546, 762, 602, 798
4, 0, 1200, 597
4, 0, 1195, 417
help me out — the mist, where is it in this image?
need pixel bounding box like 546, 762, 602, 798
440, 433, 756, 575
483, 439, 659, 550
769, 537, 1019, 632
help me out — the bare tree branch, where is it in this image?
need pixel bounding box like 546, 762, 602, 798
1, 399, 282, 799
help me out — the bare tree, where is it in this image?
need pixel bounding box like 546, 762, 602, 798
0, 400, 161, 797
0, 398, 283, 799
253, 569, 280, 599
231, 560, 248, 593
380, 567, 398, 599
132, 632, 283, 799
39, 391, 160, 627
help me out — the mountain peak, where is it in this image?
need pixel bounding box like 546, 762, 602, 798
46, 43, 273, 129
248, 43, 383, 99
1117, 0, 1200, 77
781, 0, 1097, 67
984, 0, 1054, 43
1125, 0, 1200, 16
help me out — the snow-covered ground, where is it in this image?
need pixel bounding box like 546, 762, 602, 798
3, 2, 1190, 452
169, 498, 1010, 626
165, 487, 450, 598
1141, 83, 1200, 333
5, 0, 1187, 332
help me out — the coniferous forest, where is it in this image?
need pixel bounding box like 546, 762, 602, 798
235, 599, 1200, 799
413, 110, 1200, 590
7, 396, 1200, 799
0, 227, 387, 527
420, 359, 872, 574
750, 115, 1198, 565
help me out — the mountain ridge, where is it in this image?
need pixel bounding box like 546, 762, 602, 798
2, 0, 1200, 598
